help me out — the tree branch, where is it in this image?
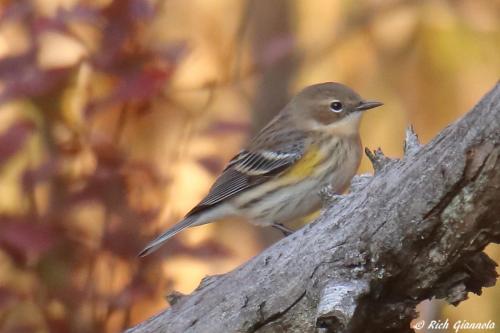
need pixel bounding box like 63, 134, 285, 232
126, 83, 500, 333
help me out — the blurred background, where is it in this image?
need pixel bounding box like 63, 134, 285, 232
0, 0, 498, 332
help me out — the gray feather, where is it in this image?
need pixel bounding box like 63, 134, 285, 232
186, 146, 304, 216
138, 215, 198, 257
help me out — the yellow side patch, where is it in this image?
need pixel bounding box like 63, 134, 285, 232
281, 145, 324, 182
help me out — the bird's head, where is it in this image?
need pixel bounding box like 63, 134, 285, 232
289, 82, 383, 135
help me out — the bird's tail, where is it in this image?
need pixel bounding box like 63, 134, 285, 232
139, 215, 198, 257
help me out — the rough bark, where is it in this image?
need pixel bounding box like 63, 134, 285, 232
126, 83, 500, 333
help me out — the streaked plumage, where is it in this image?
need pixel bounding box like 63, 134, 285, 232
139, 82, 382, 256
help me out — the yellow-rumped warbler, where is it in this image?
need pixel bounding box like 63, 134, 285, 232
139, 82, 382, 256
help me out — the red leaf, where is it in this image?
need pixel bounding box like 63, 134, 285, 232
93, 0, 154, 70
112, 67, 173, 102
0, 51, 36, 77
22, 160, 57, 192
0, 2, 32, 22
0, 64, 72, 102
54, 5, 100, 24
128, 0, 155, 20
0, 287, 19, 309
0, 219, 57, 263
0, 121, 35, 165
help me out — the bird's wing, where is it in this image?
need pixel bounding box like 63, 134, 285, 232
186, 141, 305, 217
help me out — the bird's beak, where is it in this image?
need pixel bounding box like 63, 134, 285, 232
356, 100, 383, 111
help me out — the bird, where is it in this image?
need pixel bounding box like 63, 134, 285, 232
139, 82, 382, 256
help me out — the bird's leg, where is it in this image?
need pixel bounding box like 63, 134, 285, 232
272, 223, 295, 236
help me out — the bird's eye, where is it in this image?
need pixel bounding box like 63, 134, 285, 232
329, 101, 343, 113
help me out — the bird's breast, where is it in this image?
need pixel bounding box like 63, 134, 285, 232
319, 135, 362, 193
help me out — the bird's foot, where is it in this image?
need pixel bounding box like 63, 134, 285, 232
272, 223, 295, 236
